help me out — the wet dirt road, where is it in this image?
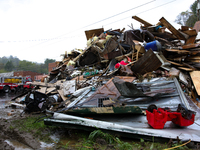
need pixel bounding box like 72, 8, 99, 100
0, 91, 34, 150
0, 91, 23, 119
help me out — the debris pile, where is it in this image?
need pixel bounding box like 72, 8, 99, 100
10, 16, 200, 142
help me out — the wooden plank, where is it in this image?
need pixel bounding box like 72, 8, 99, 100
181, 26, 189, 31
166, 60, 184, 66
178, 67, 194, 71
159, 17, 185, 40
36, 87, 47, 93
182, 29, 197, 36
190, 71, 200, 95
181, 43, 200, 49
185, 56, 200, 61
46, 87, 56, 94
165, 49, 200, 55
165, 49, 190, 53
185, 36, 197, 45
57, 89, 68, 101
132, 16, 153, 27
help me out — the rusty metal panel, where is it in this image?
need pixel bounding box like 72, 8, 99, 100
131, 49, 162, 75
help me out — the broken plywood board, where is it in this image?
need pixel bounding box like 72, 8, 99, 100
131, 49, 162, 75
169, 67, 180, 77
46, 87, 57, 94
36, 87, 47, 93
190, 71, 200, 95
57, 89, 68, 101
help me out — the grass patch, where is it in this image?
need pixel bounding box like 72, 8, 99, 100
10, 115, 56, 142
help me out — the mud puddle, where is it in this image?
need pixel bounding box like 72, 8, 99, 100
5, 140, 33, 150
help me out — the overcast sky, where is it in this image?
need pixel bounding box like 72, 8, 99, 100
0, 0, 196, 63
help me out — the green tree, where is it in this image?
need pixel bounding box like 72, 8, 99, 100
175, 1, 198, 27
18, 60, 34, 71
186, 1, 198, 27
175, 11, 193, 26
0, 63, 4, 70
44, 58, 56, 74
44, 58, 56, 67
4, 60, 14, 71
0, 56, 56, 74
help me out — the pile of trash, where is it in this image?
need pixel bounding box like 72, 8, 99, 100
10, 16, 200, 143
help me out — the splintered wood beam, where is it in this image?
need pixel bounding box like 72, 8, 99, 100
159, 17, 185, 40
132, 16, 153, 27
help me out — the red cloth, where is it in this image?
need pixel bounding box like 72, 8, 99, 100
115, 60, 128, 69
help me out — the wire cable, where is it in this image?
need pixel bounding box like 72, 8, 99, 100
103, 0, 176, 27
11, 0, 156, 49
31, 0, 176, 50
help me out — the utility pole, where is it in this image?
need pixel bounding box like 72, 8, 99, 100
197, 0, 200, 21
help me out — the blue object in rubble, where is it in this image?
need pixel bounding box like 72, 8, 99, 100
144, 40, 161, 51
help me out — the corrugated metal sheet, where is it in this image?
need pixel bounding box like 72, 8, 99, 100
44, 77, 200, 142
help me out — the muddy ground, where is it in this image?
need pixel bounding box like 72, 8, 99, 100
0, 107, 40, 150
0, 91, 57, 150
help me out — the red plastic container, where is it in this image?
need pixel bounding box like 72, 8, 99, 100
146, 108, 168, 129
146, 108, 195, 129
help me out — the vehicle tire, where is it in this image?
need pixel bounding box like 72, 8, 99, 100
147, 104, 157, 113
14, 87, 19, 93
23, 87, 28, 93
3, 85, 10, 93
